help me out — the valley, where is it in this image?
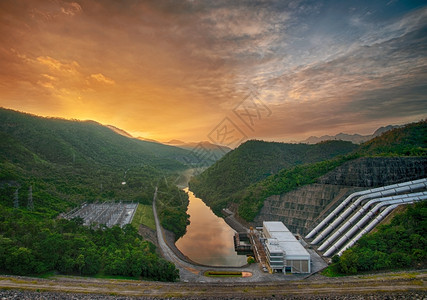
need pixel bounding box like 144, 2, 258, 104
1, 1, 426, 298
0, 109, 425, 298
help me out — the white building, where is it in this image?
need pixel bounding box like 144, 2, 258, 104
263, 221, 311, 273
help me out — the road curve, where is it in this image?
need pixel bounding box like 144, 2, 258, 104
152, 186, 205, 281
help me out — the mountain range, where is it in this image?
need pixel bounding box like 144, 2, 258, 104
189, 120, 426, 220
301, 125, 402, 144
107, 126, 232, 162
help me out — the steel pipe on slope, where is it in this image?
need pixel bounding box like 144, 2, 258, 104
336, 204, 399, 257
305, 190, 370, 239
306, 178, 426, 239
323, 194, 427, 257
311, 179, 427, 245
317, 191, 427, 251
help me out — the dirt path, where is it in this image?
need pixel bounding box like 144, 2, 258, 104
0, 271, 425, 298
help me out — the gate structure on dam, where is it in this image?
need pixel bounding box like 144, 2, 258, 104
63, 202, 138, 228
306, 178, 427, 257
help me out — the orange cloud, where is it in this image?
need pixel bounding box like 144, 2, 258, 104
60, 2, 82, 16
36, 56, 80, 75
0, 1, 425, 143
90, 73, 115, 85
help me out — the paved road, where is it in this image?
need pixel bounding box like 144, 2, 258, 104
152, 186, 203, 281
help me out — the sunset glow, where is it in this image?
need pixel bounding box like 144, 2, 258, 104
1, 0, 426, 144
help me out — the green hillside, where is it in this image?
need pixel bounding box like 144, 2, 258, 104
357, 120, 427, 156
189, 120, 426, 221
0, 108, 193, 280
0, 108, 194, 215
0, 108, 192, 169
189, 140, 358, 217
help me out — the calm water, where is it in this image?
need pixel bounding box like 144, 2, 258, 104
175, 188, 247, 266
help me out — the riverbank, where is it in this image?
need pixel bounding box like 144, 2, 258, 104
222, 207, 251, 233
163, 229, 203, 266
164, 228, 251, 270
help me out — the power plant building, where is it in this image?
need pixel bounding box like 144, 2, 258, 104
263, 221, 311, 273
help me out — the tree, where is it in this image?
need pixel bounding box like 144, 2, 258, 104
338, 249, 358, 274
76, 254, 85, 275
5, 247, 35, 275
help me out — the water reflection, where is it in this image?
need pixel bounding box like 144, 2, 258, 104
176, 189, 247, 266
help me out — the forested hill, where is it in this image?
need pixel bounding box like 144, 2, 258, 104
0, 108, 192, 169
0, 108, 193, 280
189, 139, 358, 215
356, 120, 426, 156
0, 107, 190, 221
189, 120, 426, 220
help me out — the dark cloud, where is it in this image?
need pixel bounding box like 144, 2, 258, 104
246, 11, 427, 140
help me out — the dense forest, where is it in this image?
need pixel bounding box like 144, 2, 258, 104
190, 120, 427, 222
0, 108, 198, 280
0, 208, 178, 281
189, 140, 358, 217
0, 108, 197, 168
325, 201, 427, 275
356, 120, 427, 156
156, 178, 190, 239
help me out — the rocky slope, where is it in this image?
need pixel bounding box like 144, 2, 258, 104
254, 157, 427, 234
318, 157, 427, 187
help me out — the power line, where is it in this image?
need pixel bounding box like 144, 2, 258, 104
27, 185, 34, 210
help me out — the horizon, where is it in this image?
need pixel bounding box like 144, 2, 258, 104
3, 106, 420, 146
1, 0, 426, 145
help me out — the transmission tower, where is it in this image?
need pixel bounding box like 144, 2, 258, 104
27, 185, 34, 210
14, 188, 19, 208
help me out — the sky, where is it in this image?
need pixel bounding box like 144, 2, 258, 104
0, 0, 426, 146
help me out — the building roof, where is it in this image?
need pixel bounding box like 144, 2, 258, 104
263, 221, 310, 259
271, 231, 297, 242
263, 221, 290, 233
266, 239, 283, 254
279, 241, 310, 258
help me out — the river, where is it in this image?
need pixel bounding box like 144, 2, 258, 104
175, 188, 248, 267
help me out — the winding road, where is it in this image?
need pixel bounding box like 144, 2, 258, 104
152, 186, 203, 281
151, 186, 322, 283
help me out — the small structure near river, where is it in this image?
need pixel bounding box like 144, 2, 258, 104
233, 233, 253, 253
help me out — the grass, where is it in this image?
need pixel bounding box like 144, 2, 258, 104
321, 265, 346, 277
204, 271, 243, 277
131, 204, 156, 230
35, 271, 57, 279
360, 271, 420, 280
94, 274, 139, 281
